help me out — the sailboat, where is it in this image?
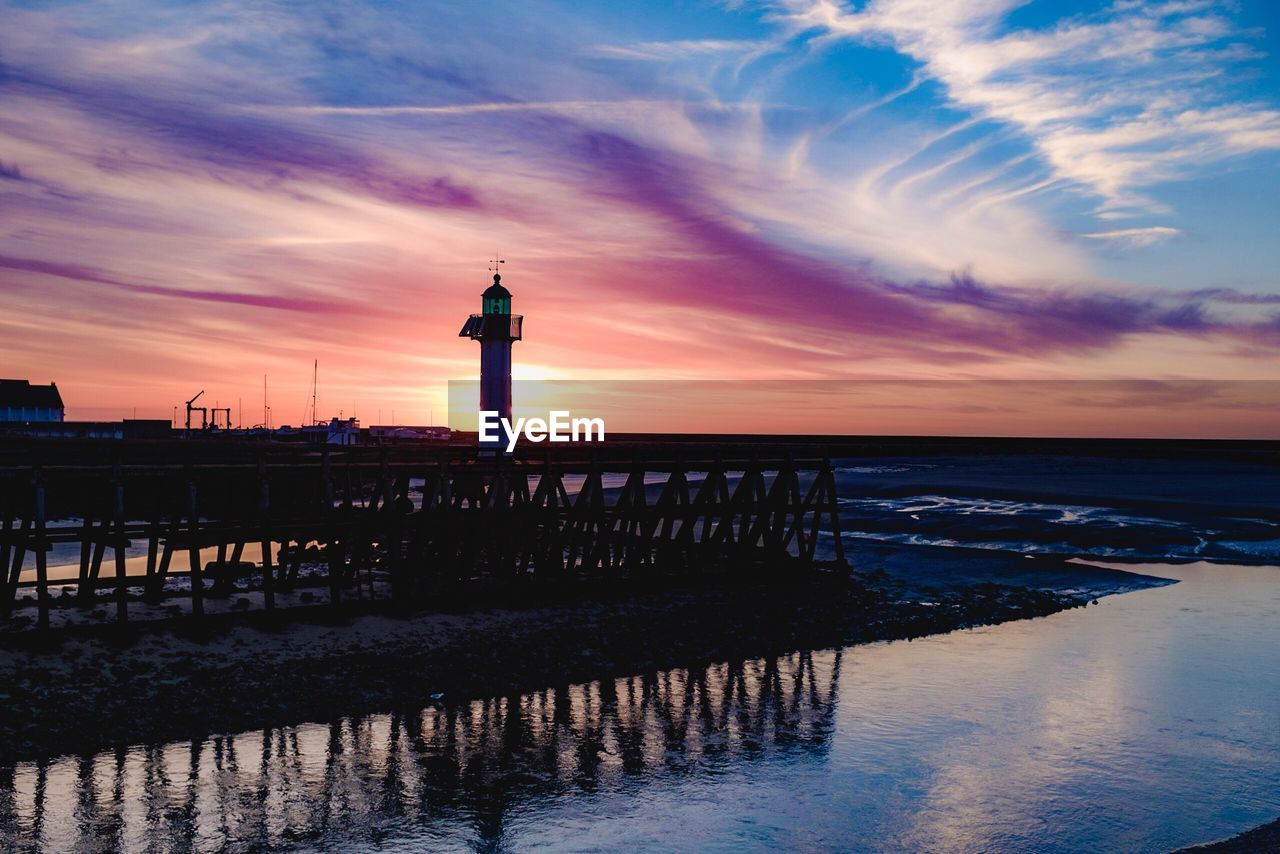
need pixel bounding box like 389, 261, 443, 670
298, 361, 361, 446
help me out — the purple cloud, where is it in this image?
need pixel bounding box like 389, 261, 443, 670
0, 254, 383, 316
5, 67, 481, 213
560, 130, 1280, 359
1, 0, 1277, 397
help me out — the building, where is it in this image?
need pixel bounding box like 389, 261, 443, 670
0, 379, 65, 423
459, 272, 523, 451
2, 419, 171, 440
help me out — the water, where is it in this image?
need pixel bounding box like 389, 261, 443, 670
1, 561, 1276, 852
829, 454, 1280, 564
4, 452, 1279, 849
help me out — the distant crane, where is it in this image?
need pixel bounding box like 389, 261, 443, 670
209, 403, 232, 430
183, 391, 232, 434
185, 390, 207, 435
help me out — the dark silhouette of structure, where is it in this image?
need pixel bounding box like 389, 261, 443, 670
459, 268, 523, 451
185, 390, 231, 433
185, 390, 207, 432
0, 380, 64, 423
0, 445, 844, 631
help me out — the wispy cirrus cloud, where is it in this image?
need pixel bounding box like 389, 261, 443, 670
770, 0, 1280, 218
585, 39, 770, 61
1080, 226, 1181, 247
1, 0, 1278, 424
562, 131, 1280, 361
4, 68, 484, 212
0, 254, 384, 315
252, 100, 685, 117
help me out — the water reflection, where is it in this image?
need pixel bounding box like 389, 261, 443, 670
4, 563, 1277, 852
0, 650, 840, 851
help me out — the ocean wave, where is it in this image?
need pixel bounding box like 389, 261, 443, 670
835, 464, 933, 474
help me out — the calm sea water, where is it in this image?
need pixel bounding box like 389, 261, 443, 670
2, 560, 1276, 852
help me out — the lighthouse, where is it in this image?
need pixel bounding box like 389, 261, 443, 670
459, 269, 523, 451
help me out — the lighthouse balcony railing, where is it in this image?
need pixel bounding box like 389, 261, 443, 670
459, 314, 523, 341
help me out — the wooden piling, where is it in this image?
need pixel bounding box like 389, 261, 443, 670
33, 470, 49, 632
185, 476, 204, 619
257, 459, 275, 608
5, 515, 32, 618
322, 451, 341, 609
112, 465, 128, 623
0, 500, 12, 616
77, 512, 93, 604
821, 455, 846, 566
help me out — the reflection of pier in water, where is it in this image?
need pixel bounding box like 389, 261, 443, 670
0, 649, 841, 850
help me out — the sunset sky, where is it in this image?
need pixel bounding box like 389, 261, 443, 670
2, 0, 1279, 434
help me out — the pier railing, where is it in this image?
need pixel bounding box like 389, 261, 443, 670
0, 444, 845, 633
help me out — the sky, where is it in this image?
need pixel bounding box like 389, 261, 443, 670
1, 0, 1279, 435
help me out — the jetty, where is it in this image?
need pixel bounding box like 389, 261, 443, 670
0, 438, 845, 634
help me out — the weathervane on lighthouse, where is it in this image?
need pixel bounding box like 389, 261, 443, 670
459, 257, 523, 452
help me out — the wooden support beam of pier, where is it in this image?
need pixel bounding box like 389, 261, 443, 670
33, 472, 49, 632
0, 447, 847, 631
5, 515, 32, 616
258, 457, 275, 611
111, 466, 128, 623
185, 477, 204, 619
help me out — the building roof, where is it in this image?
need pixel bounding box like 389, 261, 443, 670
483, 273, 511, 301
0, 379, 64, 409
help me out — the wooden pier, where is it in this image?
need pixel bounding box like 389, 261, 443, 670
0, 441, 845, 633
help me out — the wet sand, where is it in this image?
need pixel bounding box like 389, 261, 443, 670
1178, 816, 1280, 852
0, 550, 1165, 765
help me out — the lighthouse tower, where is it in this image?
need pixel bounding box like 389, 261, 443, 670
459, 270, 523, 450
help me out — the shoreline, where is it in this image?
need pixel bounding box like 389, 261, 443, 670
0, 548, 1167, 765
1177, 817, 1280, 852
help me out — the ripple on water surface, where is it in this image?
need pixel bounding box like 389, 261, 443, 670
0, 562, 1277, 851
